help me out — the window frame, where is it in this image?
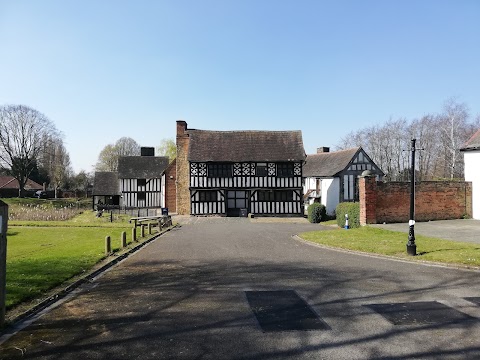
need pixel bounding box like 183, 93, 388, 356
207, 163, 233, 178
276, 163, 294, 177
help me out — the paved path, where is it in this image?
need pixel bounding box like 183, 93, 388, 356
2, 219, 480, 359
372, 219, 480, 244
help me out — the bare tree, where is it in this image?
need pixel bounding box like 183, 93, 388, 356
49, 142, 73, 198
0, 105, 58, 197
115, 137, 141, 157
437, 98, 469, 179
95, 137, 140, 171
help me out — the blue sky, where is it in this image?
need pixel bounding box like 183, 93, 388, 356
1, 0, 479, 173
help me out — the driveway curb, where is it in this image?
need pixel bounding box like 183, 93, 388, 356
292, 234, 480, 273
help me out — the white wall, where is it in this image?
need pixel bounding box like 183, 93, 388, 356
321, 178, 340, 215
464, 151, 480, 219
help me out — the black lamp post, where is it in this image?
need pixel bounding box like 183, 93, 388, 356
406, 138, 417, 256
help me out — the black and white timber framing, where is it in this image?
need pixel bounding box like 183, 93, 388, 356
120, 178, 163, 208
117, 149, 170, 209
190, 161, 303, 216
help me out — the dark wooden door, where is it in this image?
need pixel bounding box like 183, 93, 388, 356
226, 190, 249, 216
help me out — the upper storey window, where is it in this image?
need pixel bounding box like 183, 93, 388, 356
208, 163, 232, 178
277, 163, 294, 177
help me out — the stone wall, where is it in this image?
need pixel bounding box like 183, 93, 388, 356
359, 176, 472, 224
176, 121, 190, 215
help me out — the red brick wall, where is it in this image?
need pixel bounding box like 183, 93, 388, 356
176, 121, 190, 215
359, 176, 472, 224
164, 158, 176, 213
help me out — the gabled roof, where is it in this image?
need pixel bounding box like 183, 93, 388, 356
303, 148, 360, 177
117, 156, 169, 179
461, 129, 480, 151
0, 176, 43, 190
93, 172, 119, 196
187, 130, 305, 162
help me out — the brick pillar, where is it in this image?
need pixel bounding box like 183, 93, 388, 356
164, 158, 177, 213
176, 120, 190, 215
359, 175, 378, 225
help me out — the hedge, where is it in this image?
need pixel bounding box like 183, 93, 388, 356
307, 203, 327, 223
336, 202, 360, 228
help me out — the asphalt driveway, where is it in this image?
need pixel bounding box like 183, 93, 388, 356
372, 219, 480, 244
2, 218, 480, 359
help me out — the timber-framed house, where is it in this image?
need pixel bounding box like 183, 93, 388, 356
117, 147, 170, 209
176, 121, 305, 216
303, 147, 384, 214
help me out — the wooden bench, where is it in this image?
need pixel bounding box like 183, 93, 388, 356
129, 215, 172, 231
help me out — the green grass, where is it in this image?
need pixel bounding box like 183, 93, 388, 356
6, 225, 135, 309
299, 227, 480, 267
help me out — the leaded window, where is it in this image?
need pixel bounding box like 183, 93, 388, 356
277, 163, 294, 177
208, 163, 232, 178
199, 190, 217, 202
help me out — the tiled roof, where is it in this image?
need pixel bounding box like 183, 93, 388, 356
93, 172, 119, 196
303, 148, 360, 177
0, 176, 43, 190
187, 130, 305, 162
117, 156, 169, 179
461, 129, 480, 151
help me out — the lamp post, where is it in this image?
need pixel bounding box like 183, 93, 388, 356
406, 138, 417, 256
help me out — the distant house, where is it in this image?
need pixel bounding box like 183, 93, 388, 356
0, 176, 43, 198
303, 147, 384, 214
117, 147, 170, 208
92, 147, 170, 210
92, 172, 119, 209
461, 129, 480, 220
176, 121, 305, 216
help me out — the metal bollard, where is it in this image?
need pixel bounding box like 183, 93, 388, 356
141, 224, 145, 238
132, 227, 137, 242
345, 214, 349, 230
148, 223, 152, 235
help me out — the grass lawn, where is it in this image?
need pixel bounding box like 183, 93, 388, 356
6, 225, 134, 309
299, 226, 480, 267
4, 208, 154, 312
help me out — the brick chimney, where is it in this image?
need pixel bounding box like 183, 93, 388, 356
317, 147, 330, 153
140, 147, 155, 156
176, 120, 190, 215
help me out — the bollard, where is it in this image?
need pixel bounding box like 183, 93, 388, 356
105, 236, 111, 254
132, 227, 137, 242
141, 224, 145, 238
148, 223, 152, 235
344, 214, 349, 230
121, 231, 127, 247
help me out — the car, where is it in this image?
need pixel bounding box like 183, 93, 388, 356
35, 190, 48, 199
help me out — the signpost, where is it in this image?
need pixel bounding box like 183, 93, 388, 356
0, 200, 8, 327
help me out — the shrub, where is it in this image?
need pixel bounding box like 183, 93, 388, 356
307, 203, 327, 223
336, 202, 360, 228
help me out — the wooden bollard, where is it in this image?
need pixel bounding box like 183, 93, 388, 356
105, 236, 111, 254
132, 227, 137, 242
148, 223, 152, 235
141, 224, 145, 238
121, 231, 127, 247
